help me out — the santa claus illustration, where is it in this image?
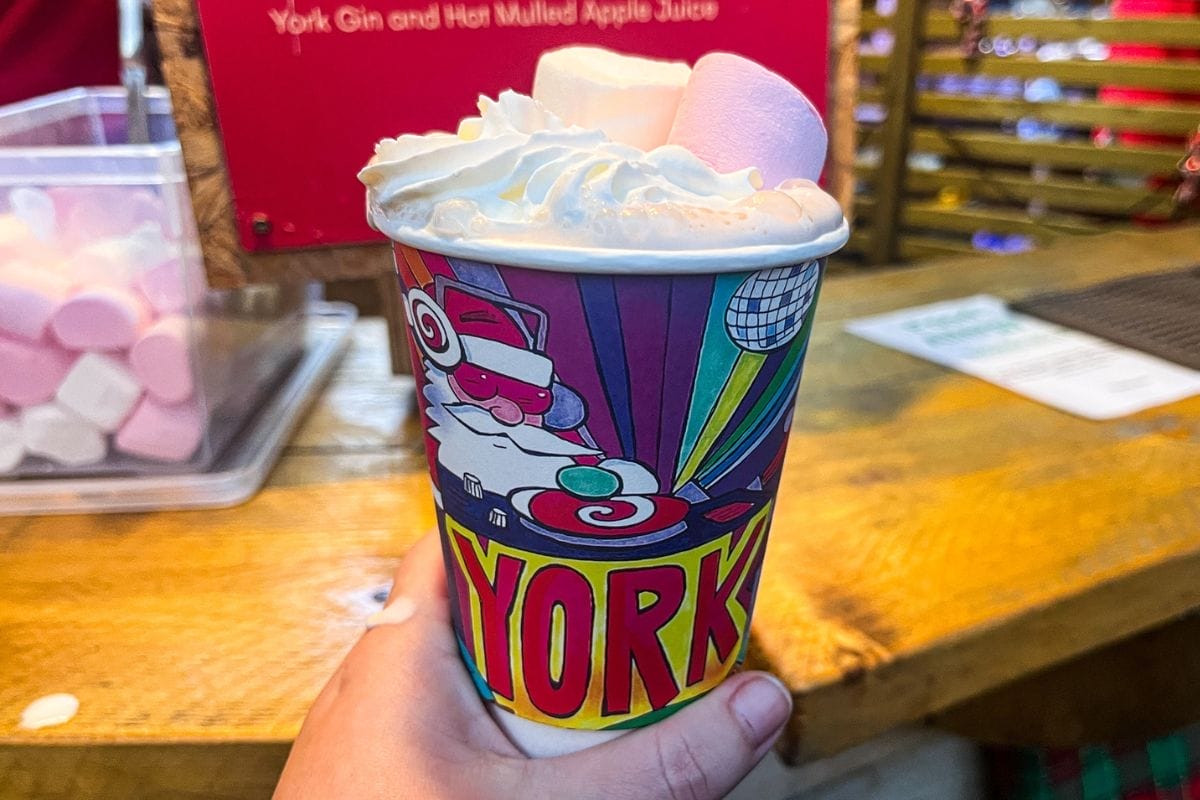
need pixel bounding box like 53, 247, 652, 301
407, 278, 598, 494
406, 276, 687, 546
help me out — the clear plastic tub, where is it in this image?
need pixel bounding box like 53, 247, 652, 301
0, 87, 304, 477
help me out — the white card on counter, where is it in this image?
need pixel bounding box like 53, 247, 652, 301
845, 294, 1200, 420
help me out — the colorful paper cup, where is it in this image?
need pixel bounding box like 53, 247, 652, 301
392, 240, 837, 734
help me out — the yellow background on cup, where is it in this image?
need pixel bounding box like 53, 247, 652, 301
445, 503, 772, 730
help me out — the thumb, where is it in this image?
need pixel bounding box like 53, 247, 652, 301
544, 671, 793, 800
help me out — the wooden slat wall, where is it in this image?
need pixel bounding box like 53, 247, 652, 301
865, 11, 1200, 47
829, 0, 864, 213
848, 2, 1200, 264
862, 52, 1200, 91
859, 89, 1200, 136
866, 0, 930, 263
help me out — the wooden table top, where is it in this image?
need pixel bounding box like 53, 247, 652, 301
2, 226, 1199, 765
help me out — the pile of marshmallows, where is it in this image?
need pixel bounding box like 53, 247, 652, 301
531, 47, 828, 186
0, 187, 207, 472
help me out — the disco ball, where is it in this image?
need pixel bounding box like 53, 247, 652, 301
725, 261, 821, 352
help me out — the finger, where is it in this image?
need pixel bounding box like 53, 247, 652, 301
276, 532, 523, 798
363, 532, 514, 749
387, 531, 448, 605
278, 605, 520, 798
540, 671, 793, 800
368, 532, 449, 628
310, 531, 454, 723
287, 531, 519, 790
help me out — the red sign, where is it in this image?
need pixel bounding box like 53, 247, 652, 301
195, 1, 830, 252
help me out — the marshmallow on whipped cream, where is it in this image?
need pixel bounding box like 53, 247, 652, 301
533, 46, 691, 151
360, 48, 847, 269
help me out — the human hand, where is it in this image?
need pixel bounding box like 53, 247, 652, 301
274, 533, 793, 800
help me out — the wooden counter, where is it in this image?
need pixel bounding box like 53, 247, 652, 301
3, 227, 1199, 796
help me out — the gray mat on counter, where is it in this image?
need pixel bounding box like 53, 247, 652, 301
1012, 267, 1200, 371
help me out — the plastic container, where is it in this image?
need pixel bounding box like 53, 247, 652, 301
0, 301, 356, 515
0, 87, 304, 477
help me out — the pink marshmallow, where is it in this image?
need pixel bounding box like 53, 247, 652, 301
51, 287, 150, 350
115, 397, 206, 463
667, 53, 828, 186
130, 316, 195, 403
0, 264, 72, 342
0, 334, 75, 406
135, 256, 207, 315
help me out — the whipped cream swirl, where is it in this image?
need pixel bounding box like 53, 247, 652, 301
360, 91, 847, 271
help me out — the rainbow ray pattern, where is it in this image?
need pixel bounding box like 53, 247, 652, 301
397, 244, 821, 498
673, 273, 748, 486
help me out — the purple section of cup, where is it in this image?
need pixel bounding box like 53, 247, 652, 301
500, 267, 622, 459
615, 276, 672, 472
393, 242, 834, 730
655, 276, 714, 485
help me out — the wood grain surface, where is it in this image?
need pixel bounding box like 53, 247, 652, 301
933, 612, 1200, 748
2, 228, 1199, 791
1, 744, 289, 800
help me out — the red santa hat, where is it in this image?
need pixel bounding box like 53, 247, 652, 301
406, 280, 554, 388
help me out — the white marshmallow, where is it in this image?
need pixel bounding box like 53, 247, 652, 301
20, 403, 107, 467
127, 222, 175, 271
10, 187, 57, 243
533, 46, 691, 151
0, 410, 23, 473
71, 222, 173, 285
55, 352, 143, 432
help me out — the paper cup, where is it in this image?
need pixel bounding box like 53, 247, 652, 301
392, 239, 838, 744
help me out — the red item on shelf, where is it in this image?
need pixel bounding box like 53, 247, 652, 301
1099, 0, 1200, 148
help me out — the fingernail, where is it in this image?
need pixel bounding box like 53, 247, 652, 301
366, 596, 416, 629
729, 674, 793, 747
